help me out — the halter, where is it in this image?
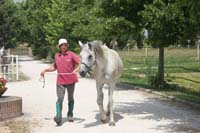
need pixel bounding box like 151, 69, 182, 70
81, 60, 96, 75
80, 46, 97, 76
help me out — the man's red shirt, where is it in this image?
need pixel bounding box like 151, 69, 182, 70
54, 51, 80, 85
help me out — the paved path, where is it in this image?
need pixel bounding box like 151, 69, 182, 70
1, 60, 200, 133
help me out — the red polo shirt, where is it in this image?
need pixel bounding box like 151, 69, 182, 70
54, 51, 80, 85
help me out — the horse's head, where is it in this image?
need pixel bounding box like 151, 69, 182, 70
78, 41, 96, 77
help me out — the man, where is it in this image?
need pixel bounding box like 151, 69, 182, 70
40, 38, 81, 126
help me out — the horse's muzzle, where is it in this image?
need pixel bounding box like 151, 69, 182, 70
79, 70, 87, 77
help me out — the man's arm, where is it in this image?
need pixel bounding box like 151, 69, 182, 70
72, 63, 81, 74
40, 64, 56, 77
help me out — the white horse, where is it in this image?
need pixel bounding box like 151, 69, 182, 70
79, 40, 123, 126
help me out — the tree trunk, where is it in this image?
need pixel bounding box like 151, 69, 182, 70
136, 34, 143, 49
158, 46, 164, 85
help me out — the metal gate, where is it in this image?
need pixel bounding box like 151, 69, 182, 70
0, 55, 19, 81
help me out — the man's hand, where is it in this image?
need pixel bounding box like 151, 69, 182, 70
40, 64, 56, 77
72, 63, 81, 74
72, 70, 77, 74
40, 70, 46, 77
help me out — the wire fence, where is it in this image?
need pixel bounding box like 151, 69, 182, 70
119, 45, 200, 60
118, 46, 200, 93
118, 45, 200, 74
9, 46, 32, 56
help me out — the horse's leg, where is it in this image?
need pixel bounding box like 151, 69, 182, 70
96, 81, 106, 123
107, 83, 115, 126
106, 86, 111, 116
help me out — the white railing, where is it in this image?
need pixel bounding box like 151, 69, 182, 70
0, 55, 19, 80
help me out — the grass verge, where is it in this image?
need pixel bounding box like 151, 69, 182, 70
119, 48, 200, 105
119, 70, 200, 104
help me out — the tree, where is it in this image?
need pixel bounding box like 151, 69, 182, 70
97, 0, 153, 48
0, 0, 21, 49
21, 0, 52, 58
177, 0, 200, 40
140, 0, 198, 86
71, 0, 153, 48
44, 0, 89, 53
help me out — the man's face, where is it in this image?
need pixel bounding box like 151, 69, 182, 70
59, 43, 68, 52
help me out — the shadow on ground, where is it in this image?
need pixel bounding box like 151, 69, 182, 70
62, 117, 86, 125
83, 111, 123, 128
114, 97, 200, 133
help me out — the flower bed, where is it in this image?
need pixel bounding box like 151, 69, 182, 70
0, 77, 7, 97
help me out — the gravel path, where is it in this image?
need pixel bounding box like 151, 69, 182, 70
1, 60, 200, 133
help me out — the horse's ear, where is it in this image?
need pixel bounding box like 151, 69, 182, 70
78, 41, 84, 48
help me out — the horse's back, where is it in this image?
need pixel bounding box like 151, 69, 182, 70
102, 45, 123, 79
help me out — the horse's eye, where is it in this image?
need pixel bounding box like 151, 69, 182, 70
88, 55, 92, 60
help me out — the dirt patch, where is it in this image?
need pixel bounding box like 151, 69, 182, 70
5, 120, 30, 133
1, 119, 39, 133
0, 125, 10, 133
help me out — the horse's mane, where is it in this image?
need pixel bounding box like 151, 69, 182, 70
90, 41, 104, 58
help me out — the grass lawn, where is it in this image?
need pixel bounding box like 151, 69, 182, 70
170, 73, 200, 92
118, 48, 200, 104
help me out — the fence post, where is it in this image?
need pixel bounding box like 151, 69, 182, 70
11, 55, 14, 80
197, 44, 200, 60
16, 55, 19, 80
28, 47, 33, 56
11, 55, 14, 65
145, 47, 148, 57
3, 66, 6, 79
128, 45, 130, 53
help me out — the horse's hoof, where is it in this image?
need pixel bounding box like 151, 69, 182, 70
100, 119, 107, 123
109, 122, 115, 126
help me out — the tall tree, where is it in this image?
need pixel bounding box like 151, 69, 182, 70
0, 0, 21, 49
97, 0, 153, 48
44, 0, 104, 55
21, 0, 52, 57
140, 0, 198, 86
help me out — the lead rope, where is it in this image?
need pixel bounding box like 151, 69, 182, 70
42, 76, 45, 88
40, 73, 75, 88
39, 76, 45, 88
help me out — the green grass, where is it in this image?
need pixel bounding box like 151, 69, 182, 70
120, 69, 148, 88
7, 72, 30, 82
118, 47, 200, 104
164, 91, 200, 104
170, 73, 200, 92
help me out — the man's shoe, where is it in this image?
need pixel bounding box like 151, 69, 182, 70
54, 116, 62, 126
67, 116, 74, 122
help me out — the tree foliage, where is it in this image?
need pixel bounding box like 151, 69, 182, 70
1, 0, 200, 87
20, 0, 52, 57
44, 0, 94, 49
0, 0, 22, 49
98, 0, 153, 47
139, 0, 200, 85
